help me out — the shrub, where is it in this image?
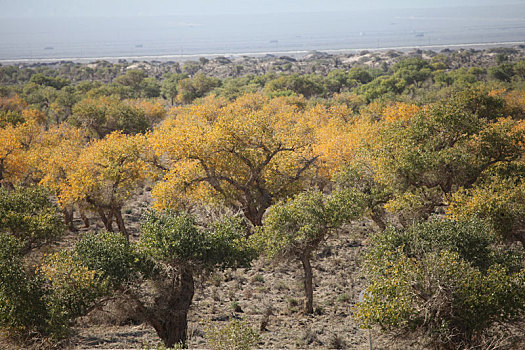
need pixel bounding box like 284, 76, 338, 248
0, 186, 65, 249
38, 251, 108, 339
205, 319, 260, 350
0, 233, 47, 339
0, 233, 105, 341
355, 219, 525, 349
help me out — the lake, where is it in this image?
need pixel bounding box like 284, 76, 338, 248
1, 4, 525, 62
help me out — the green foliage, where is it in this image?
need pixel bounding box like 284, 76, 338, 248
176, 73, 221, 104
70, 96, 150, 137
372, 88, 523, 222
74, 231, 140, 288
139, 211, 256, 271
355, 219, 525, 349
449, 173, 525, 247
161, 73, 187, 104
489, 63, 515, 82
29, 73, 70, 90
0, 233, 106, 341
255, 189, 364, 259
38, 250, 108, 339
205, 319, 260, 350
392, 57, 433, 87
359, 75, 406, 101
0, 233, 47, 338
0, 186, 65, 248
264, 73, 327, 98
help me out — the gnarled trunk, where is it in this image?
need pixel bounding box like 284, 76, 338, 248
79, 208, 90, 228
148, 267, 195, 348
300, 253, 314, 314
63, 206, 75, 231
112, 206, 128, 241
97, 208, 114, 232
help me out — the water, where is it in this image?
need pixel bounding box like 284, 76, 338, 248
1, 4, 525, 63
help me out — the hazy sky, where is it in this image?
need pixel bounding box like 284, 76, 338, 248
2, 0, 525, 17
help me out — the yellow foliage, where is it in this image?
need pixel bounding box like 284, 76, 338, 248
0, 118, 42, 185
382, 102, 421, 123
59, 131, 150, 210
28, 124, 86, 193
149, 94, 318, 224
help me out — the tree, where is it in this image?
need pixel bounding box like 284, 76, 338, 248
264, 74, 326, 99
161, 73, 187, 105
0, 118, 42, 186
29, 73, 70, 90
70, 96, 150, 138
0, 183, 104, 344
149, 94, 320, 227
489, 63, 514, 82
392, 57, 433, 88
113, 69, 147, 94
0, 95, 27, 127
355, 219, 525, 349
59, 132, 149, 239
0, 186, 65, 251
449, 170, 525, 247
28, 125, 87, 230
76, 211, 256, 348
141, 77, 161, 98
176, 74, 221, 104
254, 190, 364, 313
369, 91, 524, 225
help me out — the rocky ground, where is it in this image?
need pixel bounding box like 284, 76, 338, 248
27, 187, 412, 349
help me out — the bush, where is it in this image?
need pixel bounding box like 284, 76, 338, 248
38, 251, 108, 339
0, 233, 105, 341
0, 186, 65, 249
205, 319, 260, 350
355, 219, 525, 349
74, 230, 140, 288
0, 233, 47, 339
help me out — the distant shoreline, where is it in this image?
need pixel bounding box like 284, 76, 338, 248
1, 40, 524, 65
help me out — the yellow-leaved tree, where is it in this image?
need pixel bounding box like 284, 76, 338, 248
60, 132, 150, 239
0, 118, 43, 186
149, 94, 320, 226
28, 124, 88, 229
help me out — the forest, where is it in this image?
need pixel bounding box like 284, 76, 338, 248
2, 46, 525, 349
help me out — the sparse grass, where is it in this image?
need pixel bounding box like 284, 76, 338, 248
251, 274, 265, 283
337, 293, 350, 303
231, 301, 243, 313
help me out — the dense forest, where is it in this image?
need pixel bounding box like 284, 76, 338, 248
2, 46, 525, 349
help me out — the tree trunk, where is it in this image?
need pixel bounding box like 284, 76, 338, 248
79, 209, 90, 228
515, 231, 525, 250
112, 206, 129, 241
370, 207, 387, 231
63, 206, 75, 231
97, 208, 113, 232
301, 253, 314, 314
244, 206, 263, 228
148, 267, 195, 348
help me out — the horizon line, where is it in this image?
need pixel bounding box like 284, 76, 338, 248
1, 40, 524, 65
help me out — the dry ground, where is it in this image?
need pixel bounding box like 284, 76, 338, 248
0, 187, 421, 349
